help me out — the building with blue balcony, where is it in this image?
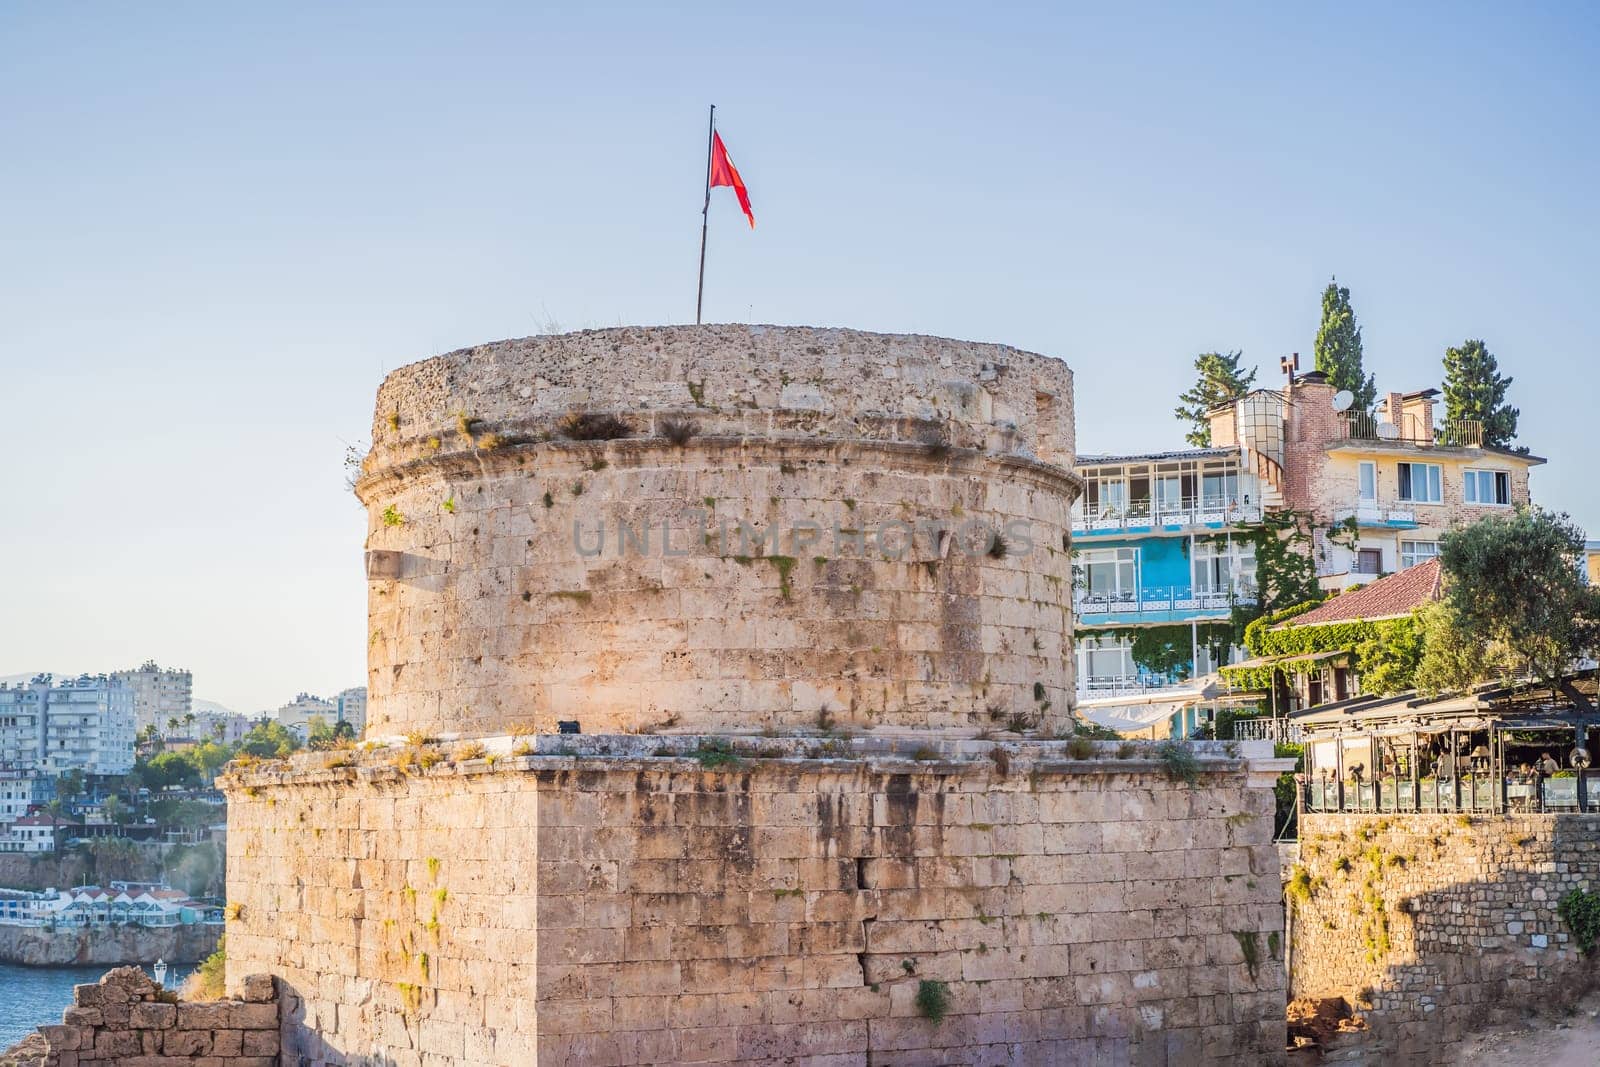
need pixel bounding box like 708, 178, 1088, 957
1071, 447, 1269, 734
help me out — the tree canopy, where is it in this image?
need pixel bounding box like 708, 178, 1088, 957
1313, 280, 1377, 411
1441, 338, 1521, 450
1422, 507, 1600, 690
1175, 351, 1257, 446
238, 720, 300, 759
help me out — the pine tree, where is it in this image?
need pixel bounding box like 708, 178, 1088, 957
1174, 351, 1257, 446
1441, 338, 1520, 450
1313, 280, 1377, 410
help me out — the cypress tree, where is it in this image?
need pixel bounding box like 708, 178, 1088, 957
1441, 338, 1520, 450
1313, 280, 1377, 410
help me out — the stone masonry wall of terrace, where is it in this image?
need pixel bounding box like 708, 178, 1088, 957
220, 736, 1292, 1067
354, 326, 1081, 739
1290, 812, 1600, 1061
33, 965, 280, 1067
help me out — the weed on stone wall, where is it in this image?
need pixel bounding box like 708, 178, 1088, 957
1157, 740, 1200, 786
914, 979, 951, 1023
659, 418, 698, 446
559, 411, 632, 440
1558, 888, 1600, 955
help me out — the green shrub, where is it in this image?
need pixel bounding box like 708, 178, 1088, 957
184, 935, 226, 1001
1559, 887, 1600, 955
1156, 740, 1199, 786
914, 978, 951, 1022
692, 739, 740, 769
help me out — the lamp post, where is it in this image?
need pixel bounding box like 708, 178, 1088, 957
153, 957, 167, 988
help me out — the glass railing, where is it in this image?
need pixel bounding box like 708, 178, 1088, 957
1304, 774, 1599, 815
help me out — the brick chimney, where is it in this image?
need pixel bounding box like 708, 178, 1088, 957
1209, 404, 1238, 447
1385, 392, 1404, 427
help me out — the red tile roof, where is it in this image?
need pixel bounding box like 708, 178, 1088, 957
1275, 559, 1442, 628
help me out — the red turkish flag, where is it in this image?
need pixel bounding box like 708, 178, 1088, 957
709, 131, 755, 228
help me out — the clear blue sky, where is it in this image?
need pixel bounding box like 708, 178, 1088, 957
2, 3, 1595, 713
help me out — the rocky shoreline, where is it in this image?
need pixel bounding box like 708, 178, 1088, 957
0, 924, 219, 967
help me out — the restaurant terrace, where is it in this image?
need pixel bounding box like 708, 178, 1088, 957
1294, 669, 1600, 815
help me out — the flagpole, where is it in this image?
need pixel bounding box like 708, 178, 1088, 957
695, 104, 715, 325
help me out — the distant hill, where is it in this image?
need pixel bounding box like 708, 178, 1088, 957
193, 698, 247, 718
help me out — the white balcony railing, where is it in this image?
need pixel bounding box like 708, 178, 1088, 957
1072, 500, 1262, 535
1334, 504, 1417, 527
1076, 676, 1189, 698
1075, 585, 1257, 618
1231, 717, 1303, 743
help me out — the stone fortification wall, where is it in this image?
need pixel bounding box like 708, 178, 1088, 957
354, 326, 1081, 740
221, 737, 1291, 1066
1290, 812, 1600, 1060
31, 965, 279, 1067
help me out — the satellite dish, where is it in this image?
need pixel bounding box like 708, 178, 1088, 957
1376, 421, 1400, 440
1331, 390, 1355, 413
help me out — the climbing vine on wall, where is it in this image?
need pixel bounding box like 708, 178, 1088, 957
1220, 606, 1423, 694
1097, 623, 1235, 678
1240, 509, 1323, 615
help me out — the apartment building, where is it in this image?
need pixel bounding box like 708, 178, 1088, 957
276, 692, 337, 740
0, 674, 136, 776
1208, 368, 1542, 591
335, 687, 367, 736
111, 661, 193, 735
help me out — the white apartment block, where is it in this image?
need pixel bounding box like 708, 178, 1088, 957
112, 661, 193, 735
190, 709, 254, 744
0, 674, 136, 776
0, 767, 47, 826
336, 687, 367, 736
277, 692, 336, 740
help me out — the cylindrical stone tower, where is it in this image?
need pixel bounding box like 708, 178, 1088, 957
355, 325, 1080, 739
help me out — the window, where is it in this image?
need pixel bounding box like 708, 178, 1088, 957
1464, 468, 1510, 506
1078, 634, 1135, 684
1090, 478, 1128, 516
1358, 461, 1376, 503
1400, 540, 1439, 569
1192, 539, 1258, 596
1397, 462, 1442, 503
1200, 471, 1239, 508
1154, 475, 1183, 513
1077, 547, 1138, 598
1356, 549, 1383, 574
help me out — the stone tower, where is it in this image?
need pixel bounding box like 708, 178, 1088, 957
222, 326, 1292, 1066
356, 325, 1079, 737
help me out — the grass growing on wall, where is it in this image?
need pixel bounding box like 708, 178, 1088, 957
914, 979, 950, 1022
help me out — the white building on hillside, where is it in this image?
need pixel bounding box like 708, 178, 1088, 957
0, 767, 47, 826
190, 709, 253, 744
111, 661, 193, 735
335, 687, 367, 736
277, 693, 336, 741
0, 674, 136, 776
0, 814, 59, 852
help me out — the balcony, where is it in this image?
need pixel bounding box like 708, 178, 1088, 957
1074, 584, 1256, 622
1231, 717, 1303, 744
1076, 675, 1189, 699
1333, 504, 1419, 529
1335, 412, 1484, 449
1072, 500, 1261, 537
